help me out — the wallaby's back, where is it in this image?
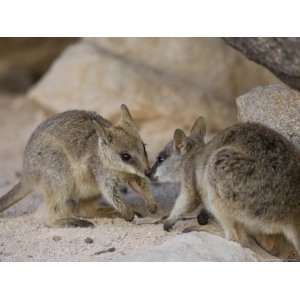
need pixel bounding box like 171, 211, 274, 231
201, 122, 300, 223
0, 110, 108, 213
25, 110, 111, 161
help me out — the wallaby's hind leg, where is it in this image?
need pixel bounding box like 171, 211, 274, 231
217, 213, 277, 260
213, 207, 274, 259
206, 187, 239, 240
209, 188, 278, 260
234, 223, 278, 261
78, 197, 121, 219
43, 188, 94, 228
26, 146, 94, 227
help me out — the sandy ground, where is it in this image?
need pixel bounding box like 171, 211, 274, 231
0, 93, 202, 261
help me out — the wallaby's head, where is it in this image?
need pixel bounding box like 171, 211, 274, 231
94, 104, 150, 178
149, 116, 206, 183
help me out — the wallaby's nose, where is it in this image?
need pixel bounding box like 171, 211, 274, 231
145, 168, 152, 178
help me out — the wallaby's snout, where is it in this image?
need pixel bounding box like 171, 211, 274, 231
146, 159, 161, 181
144, 168, 152, 178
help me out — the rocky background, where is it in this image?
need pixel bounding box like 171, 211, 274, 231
0, 37, 299, 261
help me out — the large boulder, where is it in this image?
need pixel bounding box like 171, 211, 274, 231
117, 231, 259, 261
237, 84, 300, 150
28, 38, 277, 158
224, 38, 300, 91
84, 37, 276, 103
0, 38, 77, 92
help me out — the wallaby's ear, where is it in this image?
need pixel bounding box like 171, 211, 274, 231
190, 116, 206, 142
173, 129, 187, 153
118, 104, 139, 133
93, 120, 112, 145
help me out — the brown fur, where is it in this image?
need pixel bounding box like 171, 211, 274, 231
151, 118, 300, 258
0, 105, 158, 227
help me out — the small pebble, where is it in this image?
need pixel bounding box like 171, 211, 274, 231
94, 247, 116, 255
84, 237, 94, 244
52, 235, 62, 242
15, 171, 21, 178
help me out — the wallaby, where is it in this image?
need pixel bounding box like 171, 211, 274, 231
149, 117, 300, 257
0, 104, 158, 227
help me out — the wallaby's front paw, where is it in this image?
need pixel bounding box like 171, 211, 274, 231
123, 207, 135, 222
163, 220, 175, 232
147, 202, 159, 214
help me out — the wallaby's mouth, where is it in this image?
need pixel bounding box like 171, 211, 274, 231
148, 174, 158, 182
146, 164, 160, 182
145, 169, 159, 183
150, 176, 158, 182
144, 168, 152, 178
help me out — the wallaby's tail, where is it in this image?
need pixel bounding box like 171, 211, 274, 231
0, 182, 30, 212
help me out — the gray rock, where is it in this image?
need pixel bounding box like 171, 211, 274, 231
117, 232, 258, 261
224, 38, 300, 91
0, 38, 77, 93
237, 84, 300, 149
84, 37, 276, 103
84, 237, 94, 244
52, 235, 62, 242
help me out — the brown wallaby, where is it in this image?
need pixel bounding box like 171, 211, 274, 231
0, 104, 158, 227
150, 117, 300, 258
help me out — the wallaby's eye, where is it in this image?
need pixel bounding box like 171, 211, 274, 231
157, 155, 165, 164
120, 152, 132, 162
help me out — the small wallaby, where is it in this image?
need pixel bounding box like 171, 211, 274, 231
149, 117, 300, 257
0, 105, 158, 227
